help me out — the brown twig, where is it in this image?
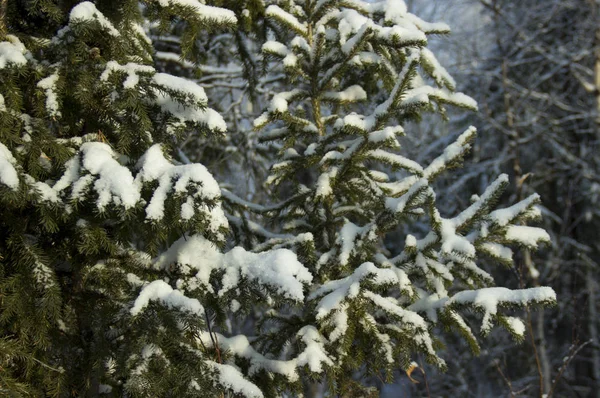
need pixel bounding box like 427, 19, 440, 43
494, 360, 516, 398
0, 0, 7, 39
547, 340, 591, 398
418, 358, 431, 398
205, 309, 222, 364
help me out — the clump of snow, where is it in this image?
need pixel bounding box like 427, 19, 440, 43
296, 326, 333, 372
152, 73, 208, 104
136, 145, 225, 231
207, 362, 263, 398
385, 178, 429, 214
131, 280, 204, 316
52, 143, 141, 210
265, 5, 307, 35
152, 235, 312, 301
420, 48, 456, 89
489, 193, 540, 226
69, 2, 120, 36
0, 36, 28, 69
155, 0, 236, 24
25, 176, 61, 203
37, 71, 61, 117
100, 61, 155, 89
449, 287, 556, 333
505, 225, 550, 248
200, 326, 332, 383
85, 143, 140, 209
424, 127, 476, 179
262, 41, 289, 57
153, 92, 226, 132
505, 316, 526, 336
309, 262, 398, 320
0, 143, 19, 190
268, 89, 304, 113
315, 168, 338, 198
440, 217, 475, 258
322, 85, 367, 103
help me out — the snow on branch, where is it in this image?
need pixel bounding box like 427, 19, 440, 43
69, 2, 120, 36
53, 142, 140, 211
199, 326, 332, 382
0, 36, 28, 69
150, 0, 236, 24
152, 235, 312, 301
448, 287, 556, 334
265, 5, 308, 37
131, 280, 204, 316
0, 143, 19, 190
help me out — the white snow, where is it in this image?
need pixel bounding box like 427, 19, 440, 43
207, 362, 263, 398
368, 126, 403, 144
385, 178, 429, 214
0, 37, 28, 69
0, 143, 19, 190
268, 89, 304, 113
424, 127, 476, 179
262, 41, 289, 57
420, 48, 455, 89
363, 290, 428, 330
153, 92, 226, 132
100, 61, 155, 89
266, 5, 307, 35
505, 225, 551, 248
155, 0, 236, 23
199, 326, 332, 383
152, 235, 312, 301
481, 242, 513, 262
199, 332, 298, 380
69, 2, 120, 36
368, 149, 423, 174
490, 193, 540, 226
310, 262, 398, 320
449, 287, 556, 333
153, 73, 208, 103
327, 304, 349, 342
440, 217, 475, 258
80, 143, 140, 210
37, 71, 61, 117
296, 326, 334, 372
136, 145, 224, 227
315, 168, 338, 198
506, 316, 526, 336
322, 85, 367, 103
130, 279, 204, 316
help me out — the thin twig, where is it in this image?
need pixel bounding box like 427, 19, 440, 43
547, 340, 591, 398
418, 358, 431, 398
31, 357, 64, 373
205, 309, 222, 364
494, 360, 516, 398
0, 0, 7, 38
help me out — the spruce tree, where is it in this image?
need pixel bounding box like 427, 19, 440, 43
0, 1, 309, 396
227, 0, 555, 395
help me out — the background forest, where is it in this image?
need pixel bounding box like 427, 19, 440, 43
392, 0, 600, 396
0, 0, 596, 397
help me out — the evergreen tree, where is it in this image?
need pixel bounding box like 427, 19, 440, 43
230, 0, 555, 395
0, 1, 309, 396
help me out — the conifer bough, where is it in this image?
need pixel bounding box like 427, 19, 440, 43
0, 0, 555, 396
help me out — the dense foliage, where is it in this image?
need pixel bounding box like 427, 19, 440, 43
0, 0, 555, 396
